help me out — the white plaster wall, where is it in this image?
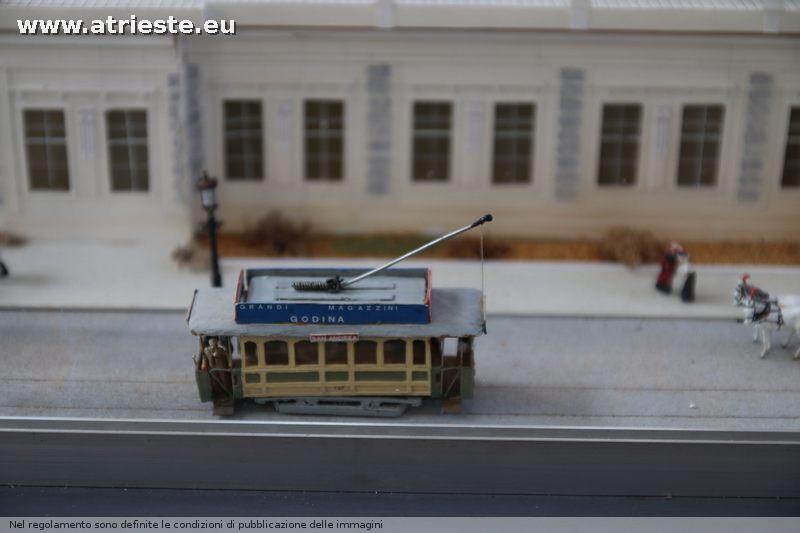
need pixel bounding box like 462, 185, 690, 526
0, 36, 191, 240
187, 31, 800, 240
2, 30, 798, 241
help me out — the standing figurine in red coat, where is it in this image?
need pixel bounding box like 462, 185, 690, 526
655, 242, 686, 295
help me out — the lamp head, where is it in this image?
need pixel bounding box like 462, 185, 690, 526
196, 172, 218, 210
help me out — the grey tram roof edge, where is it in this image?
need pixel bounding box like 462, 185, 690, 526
189, 286, 486, 338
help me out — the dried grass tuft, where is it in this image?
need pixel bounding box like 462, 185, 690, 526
440, 236, 511, 260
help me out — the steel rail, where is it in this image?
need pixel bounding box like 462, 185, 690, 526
2, 416, 800, 444
2, 417, 799, 497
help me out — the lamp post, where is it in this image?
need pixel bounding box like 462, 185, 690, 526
196, 172, 222, 288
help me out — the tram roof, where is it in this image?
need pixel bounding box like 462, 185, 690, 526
187, 287, 485, 338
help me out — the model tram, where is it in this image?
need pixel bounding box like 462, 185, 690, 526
186, 215, 491, 416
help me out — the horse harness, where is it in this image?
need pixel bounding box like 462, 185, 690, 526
752, 300, 784, 328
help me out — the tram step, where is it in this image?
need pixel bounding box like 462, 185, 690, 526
263, 396, 423, 417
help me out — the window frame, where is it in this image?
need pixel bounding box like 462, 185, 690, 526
222, 99, 265, 182
491, 102, 536, 186
674, 103, 725, 189
595, 103, 642, 188
303, 99, 346, 182
105, 108, 150, 193
22, 108, 71, 193
410, 100, 453, 183
780, 105, 800, 189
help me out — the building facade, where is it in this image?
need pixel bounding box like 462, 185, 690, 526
1, 1, 799, 240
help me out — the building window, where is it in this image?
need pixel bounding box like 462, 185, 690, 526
23, 110, 69, 191
782, 107, 800, 188
224, 100, 263, 180
597, 104, 641, 186
304, 100, 344, 181
677, 105, 724, 187
107, 110, 149, 192
412, 102, 451, 182
493, 103, 534, 184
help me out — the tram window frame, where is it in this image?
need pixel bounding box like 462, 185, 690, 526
430, 338, 443, 367
383, 339, 407, 365
354, 340, 377, 365
294, 340, 319, 365
324, 342, 348, 365
264, 340, 289, 366
243, 341, 258, 367
412, 340, 427, 365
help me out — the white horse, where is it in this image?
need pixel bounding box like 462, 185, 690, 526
733, 276, 800, 346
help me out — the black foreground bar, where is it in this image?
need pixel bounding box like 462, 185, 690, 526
1, 418, 799, 497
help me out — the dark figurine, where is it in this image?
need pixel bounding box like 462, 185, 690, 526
655, 242, 685, 294
0, 250, 8, 278
655, 242, 695, 302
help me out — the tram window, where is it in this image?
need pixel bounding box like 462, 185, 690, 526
355, 371, 405, 382
383, 339, 406, 365
294, 341, 319, 365
264, 341, 289, 365
354, 341, 377, 365
244, 373, 260, 384
325, 342, 348, 365
412, 340, 426, 365
243, 341, 258, 366
430, 338, 442, 366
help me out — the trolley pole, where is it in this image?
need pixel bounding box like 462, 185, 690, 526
196, 172, 222, 288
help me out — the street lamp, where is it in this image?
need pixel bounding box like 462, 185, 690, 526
196, 172, 222, 288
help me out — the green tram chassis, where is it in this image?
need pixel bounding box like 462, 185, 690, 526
187, 287, 486, 417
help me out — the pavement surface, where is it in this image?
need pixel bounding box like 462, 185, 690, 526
0, 236, 798, 318
3, 309, 800, 430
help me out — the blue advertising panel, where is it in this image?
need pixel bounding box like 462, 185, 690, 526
236, 302, 430, 325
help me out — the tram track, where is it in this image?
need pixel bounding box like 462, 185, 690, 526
2, 309, 800, 496
1, 417, 799, 497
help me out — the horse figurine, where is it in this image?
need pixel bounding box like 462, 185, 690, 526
733, 274, 800, 359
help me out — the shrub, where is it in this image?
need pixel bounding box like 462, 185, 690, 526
171, 241, 209, 272
0, 231, 27, 247
598, 227, 664, 268
242, 212, 315, 256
